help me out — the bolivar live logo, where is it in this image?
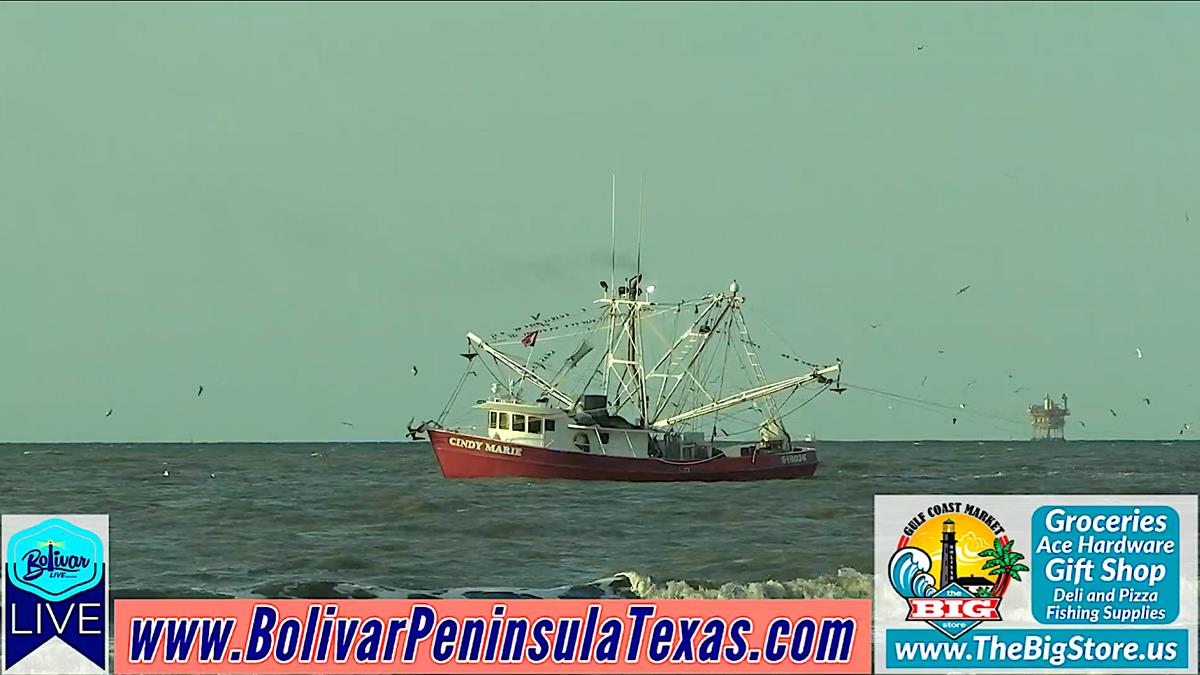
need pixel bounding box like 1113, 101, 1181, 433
3, 515, 109, 674
888, 501, 1027, 640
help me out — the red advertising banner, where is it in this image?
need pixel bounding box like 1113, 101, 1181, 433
114, 599, 870, 674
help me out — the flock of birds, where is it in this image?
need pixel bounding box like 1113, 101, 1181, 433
877, 284, 1193, 437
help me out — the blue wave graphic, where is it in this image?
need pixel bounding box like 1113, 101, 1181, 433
888, 547, 937, 598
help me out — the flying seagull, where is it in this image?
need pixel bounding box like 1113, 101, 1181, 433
952, 417, 957, 424
530, 313, 540, 321
411, 366, 418, 376
1014, 387, 1027, 393
959, 403, 967, 409
1080, 421, 1086, 428
869, 323, 881, 329
956, 285, 970, 296
1136, 348, 1143, 359
341, 421, 355, 427
1110, 409, 1118, 417
460, 352, 478, 361
917, 45, 926, 51
197, 385, 204, 397
965, 380, 977, 389
937, 349, 945, 354
920, 376, 928, 387
1144, 398, 1151, 405
105, 409, 112, 417
1182, 423, 1192, 435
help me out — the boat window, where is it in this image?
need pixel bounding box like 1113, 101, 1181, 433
498, 412, 509, 430
512, 414, 526, 432
488, 411, 498, 429
599, 432, 610, 444
545, 419, 556, 431
528, 417, 542, 434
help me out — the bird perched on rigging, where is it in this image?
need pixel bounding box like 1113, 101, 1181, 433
406, 418, 432, 441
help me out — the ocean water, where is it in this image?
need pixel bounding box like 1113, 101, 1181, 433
1, 440, 1196, 601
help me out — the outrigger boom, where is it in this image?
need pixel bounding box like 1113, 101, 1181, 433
651, 364, 841, 428
465, 332, 573, 407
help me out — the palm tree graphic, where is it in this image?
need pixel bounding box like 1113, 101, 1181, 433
977, 538, 1029, 597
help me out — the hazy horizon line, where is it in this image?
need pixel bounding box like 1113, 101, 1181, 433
2, 438, 1195, 445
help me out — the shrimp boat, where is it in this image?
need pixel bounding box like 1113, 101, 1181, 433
422, 272, 845, 482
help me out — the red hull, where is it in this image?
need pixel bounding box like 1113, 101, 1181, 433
427, 429, 818, 482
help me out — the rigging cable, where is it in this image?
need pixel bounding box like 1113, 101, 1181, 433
711, 318, 733, 441
720, 383, 832, 437
739, 305, 1028, 433
841, 381, 1028, 428
436, 357, 477, 427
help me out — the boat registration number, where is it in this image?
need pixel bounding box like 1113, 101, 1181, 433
780, 452, 809, 465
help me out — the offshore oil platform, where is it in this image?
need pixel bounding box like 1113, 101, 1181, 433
1029, 393, 1070, 441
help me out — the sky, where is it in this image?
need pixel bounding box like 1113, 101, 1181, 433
2, 1, 1198, 442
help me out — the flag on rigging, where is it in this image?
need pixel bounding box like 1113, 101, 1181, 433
521, 330, 539, 347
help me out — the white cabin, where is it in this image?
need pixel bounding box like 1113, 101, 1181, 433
476, 396, 739, 461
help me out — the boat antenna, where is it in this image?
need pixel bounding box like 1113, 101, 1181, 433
636, 174, 644, 281
634, 174, 647, 425
610, 173, 616, 297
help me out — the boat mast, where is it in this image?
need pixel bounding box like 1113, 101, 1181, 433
598, 175, 651, 425
632, 175, 648, 426
648, 293, 738, 423
732, 304, 788, 441
603, 174, 616, 403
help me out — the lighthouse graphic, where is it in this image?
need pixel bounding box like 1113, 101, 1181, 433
888, 506, 1022, 640
940, 518, 958, 589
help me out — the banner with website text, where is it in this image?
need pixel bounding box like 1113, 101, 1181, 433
113, 598, 870, 673
874, 494, 1198, 674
